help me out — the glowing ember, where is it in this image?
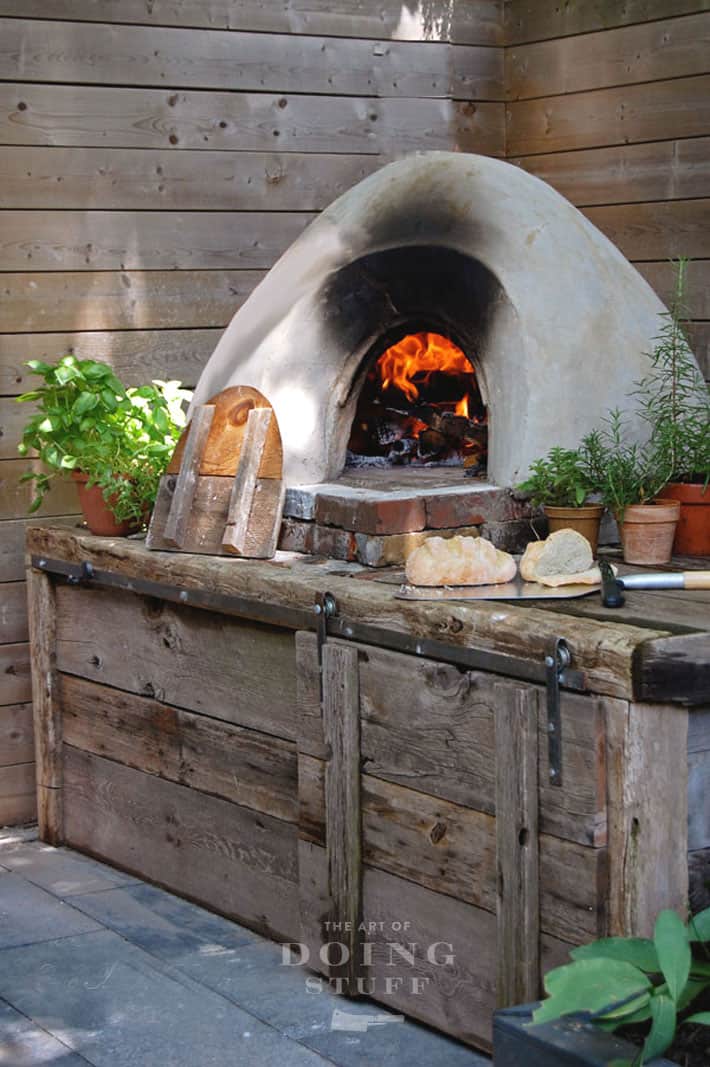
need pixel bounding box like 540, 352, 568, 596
377, 331, 472, 402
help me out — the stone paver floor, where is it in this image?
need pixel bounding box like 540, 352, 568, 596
0, 829, 491, 1067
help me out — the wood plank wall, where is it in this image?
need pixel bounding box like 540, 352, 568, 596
505, 1, 710, 377
1, 1, 709, 825
0, 0, 505, 824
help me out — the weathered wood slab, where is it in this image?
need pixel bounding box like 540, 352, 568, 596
162, 404, 215, 548
298, 839, 571, 1051
0, 761, 35, 825
495, 683, 540, 1006
297, 633, 609, 846
54, 585, 298, 740
605, 700, 689, 937
633, 632, 710, 706
0, 1, 504, 46
59, 672, 298, 823
298, 753, 604, 944
0, 18, 503, 100
0, 702, 34, 766
222, 406, 284, 558
168, 387, 283, 478
29, 523, 673, 703
321, 642, 363, 985
26, 567, 61, 842
64, 746, 301, 942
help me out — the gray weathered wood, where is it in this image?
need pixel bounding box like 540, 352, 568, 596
0, 460, 78, 520
512, 137, 710, 207
298, 752, 605, 944
0, 517, 78, 583
26, 567, 61, 842
506, 75, 710, 156
33, 525, 669, 705
506, 13, 710, 100
163, 404, 215, 548
59, 671, 298, 823
54, 584, 299, 740
0, 702, 34, 767
297, 633, 609, 845
0, 18, 503, 100
321, 642, 362, 985
0, 270, 263, 333
0, 761, 35, 825
147, 474, 232, 553
64, 746, 300, 942
0, 147, 383, 212
505, 0, 709, 46
298, 839, 571, 1051
606, 700, 689, 937
0, 1, 504, 45
494, 683, 540, 1006
0, 642, 31, 705
0, 210, 313, 272
0, 580, 28, 642
0, 83, 504, 157
222, 407, 281, 557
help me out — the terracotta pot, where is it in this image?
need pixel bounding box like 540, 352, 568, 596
544, 505, 604, 554
620, 500, 680, 565
71, 471, 137, 537
657, 482, 710, 557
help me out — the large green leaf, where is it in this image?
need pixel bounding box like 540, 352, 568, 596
571, 938, 659, 973
684, 1011, 710, 1025
654, 910, 691, 1003
688, 907, 710, 942
532, 958, 651, 1025
73, 391, 99, 416
642, 993, 676, 1062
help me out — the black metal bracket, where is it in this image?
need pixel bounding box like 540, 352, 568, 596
544, 636, 571, 787
314, 591, 338, 700
30, 555, 588, 696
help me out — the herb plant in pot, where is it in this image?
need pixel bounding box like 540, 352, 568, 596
495, 906, 710, 1067
516, 445, 604, 552
582, 413, 678, 566
17, 355, 190, 536
634, 260, 710, 557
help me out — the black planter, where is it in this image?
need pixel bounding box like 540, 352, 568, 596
494, 1004, 677, 1066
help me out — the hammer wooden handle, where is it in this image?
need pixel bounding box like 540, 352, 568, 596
684, 572, 710, 590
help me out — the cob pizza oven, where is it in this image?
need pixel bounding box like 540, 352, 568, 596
184, 152, 701, 563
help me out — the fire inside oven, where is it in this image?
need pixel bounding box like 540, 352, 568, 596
347, 331, 488, 473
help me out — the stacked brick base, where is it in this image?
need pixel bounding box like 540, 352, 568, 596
278, 481, 543, 567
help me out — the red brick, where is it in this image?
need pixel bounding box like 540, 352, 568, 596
424, 488, 533, 529
315, 492, 426, 535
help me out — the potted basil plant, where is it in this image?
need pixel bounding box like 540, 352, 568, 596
495, 907, 710, 1067
17, 355, 191, 536
516, 445, 604, 552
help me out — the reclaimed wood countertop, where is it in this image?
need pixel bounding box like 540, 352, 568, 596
26, 523, 710, 706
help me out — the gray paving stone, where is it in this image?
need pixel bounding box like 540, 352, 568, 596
171, 936, 380, 1034
71, 881, 261, 960
0, 997, 89, 1066
0, 872, 102, 948
0, 929, 334, 1067
0, 842, 140, 897
303, 1013, 491, 1067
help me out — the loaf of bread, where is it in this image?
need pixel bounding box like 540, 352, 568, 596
520, 528, 601, 587
405, 535, 517, 587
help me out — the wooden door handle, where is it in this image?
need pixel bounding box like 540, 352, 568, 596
684, 572, 710, 590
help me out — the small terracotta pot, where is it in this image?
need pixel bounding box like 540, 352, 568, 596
544, 505, 604, 554
620, 500, 680, 565
657, 482, 710, 557
71, 471, 137, 537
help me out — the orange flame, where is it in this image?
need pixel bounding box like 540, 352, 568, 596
377, 332, 472, 403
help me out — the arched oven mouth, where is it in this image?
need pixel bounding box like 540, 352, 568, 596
347, 326, 488, 475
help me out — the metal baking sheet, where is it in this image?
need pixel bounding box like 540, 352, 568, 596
395, 575, 599, 601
